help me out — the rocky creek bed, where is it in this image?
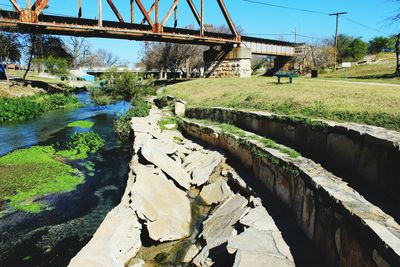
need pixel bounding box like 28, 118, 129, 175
69, 106, 302, 267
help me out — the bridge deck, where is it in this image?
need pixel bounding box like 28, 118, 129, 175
0, 11, 296, 56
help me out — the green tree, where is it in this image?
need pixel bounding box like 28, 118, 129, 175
22, 34, 72, 82
337, 34, 368, 62
0, 32, 21, 63
348, 38, 368, 61
44, 56, 69, 77
368, 36, 395, 54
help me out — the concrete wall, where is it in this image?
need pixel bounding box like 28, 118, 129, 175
179, 118, 400, 267
204, 47, 252, 78
185, 107, 400, 203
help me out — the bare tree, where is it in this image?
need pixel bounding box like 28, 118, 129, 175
66, 37, 92, 69
141, 42, 203, 78
96, 49, 121, 67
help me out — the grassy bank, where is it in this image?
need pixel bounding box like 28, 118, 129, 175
0, 93, 81, 123
8, 70, 66, 85
0, 131, 105, 213
319, 53, 400, 84
163, 77, 400, 131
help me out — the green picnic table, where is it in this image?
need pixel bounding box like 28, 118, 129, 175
274, 71, 298, 84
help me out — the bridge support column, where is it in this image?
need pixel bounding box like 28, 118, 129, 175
204, 47, 251, 78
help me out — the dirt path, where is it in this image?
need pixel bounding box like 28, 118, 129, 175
315, 78, 400, 87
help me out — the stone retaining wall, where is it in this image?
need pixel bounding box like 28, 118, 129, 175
185, 107, 400, 202
179, 118, 400, 267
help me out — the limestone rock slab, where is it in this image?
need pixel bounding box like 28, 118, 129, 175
181, 244, 200, 263
240, 206, 278, 231
227, 229, 295, 267
140, 139, 191, 190
201, 194, 248, 248
69, 205, 142, 267
200, 178, 232, 205
129, 165, 191, 242
184, 151, 224, 186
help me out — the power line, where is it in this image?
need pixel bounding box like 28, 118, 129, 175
342, 17, 390, 36
241, 0, 392, 36
242, 0, 329, 15
244, 32, 327, 43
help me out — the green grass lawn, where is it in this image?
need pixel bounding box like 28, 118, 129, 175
164, 77, 400, 131
8, 70, 65, 85
319, 53, 400, 84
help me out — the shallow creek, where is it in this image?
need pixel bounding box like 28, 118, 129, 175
0, 93, 132, 266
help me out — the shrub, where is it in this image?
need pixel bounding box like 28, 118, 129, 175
93, 70, 155, 105
114, 99, 151, 140
0, 97, 44, 122
44, 56, 70, 77
37, 93, 80, 111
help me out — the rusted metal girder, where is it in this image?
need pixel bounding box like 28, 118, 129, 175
140, 0, 161, 25
2, 0, 244, 46
161, 0, 179, 26
106, 0, 124, 23
78, 0, 82, 18
32, 0, 48, 15
174, 4, 178, 28
135, 0, 153, 27
186, 0, 206, 33
98, 0, 102, 26
9, 0, 21, 12
130, 0, 134, 23
200, 0, 204, 36
16, 0, 48, 23
216, 0, 239, 41
32, 0, 41, 10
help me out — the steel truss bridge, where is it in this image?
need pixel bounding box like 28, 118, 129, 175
0, 0, 296, 57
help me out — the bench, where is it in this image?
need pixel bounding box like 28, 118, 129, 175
274, 71, 297, 84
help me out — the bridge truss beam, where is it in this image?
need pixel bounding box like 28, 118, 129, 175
0, 0, 241, 45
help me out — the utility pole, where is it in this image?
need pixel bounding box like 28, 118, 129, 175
292, 28, 297, 44
329, 12, 347, 71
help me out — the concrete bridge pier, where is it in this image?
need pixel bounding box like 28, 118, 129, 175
204, 47, 252, 78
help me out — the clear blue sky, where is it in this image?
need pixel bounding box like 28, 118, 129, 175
3, 0, 400, 64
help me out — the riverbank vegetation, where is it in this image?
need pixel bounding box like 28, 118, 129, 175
89, 70, 155, 139
164, 77, 400, 131
114, 99, 151, 140
90, 70, 155, 105
0, 131, 105, 213
0, 93, 81, 123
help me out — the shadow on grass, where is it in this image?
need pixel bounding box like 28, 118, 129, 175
347, 73, 397, 80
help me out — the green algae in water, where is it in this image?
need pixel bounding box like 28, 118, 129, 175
67, 120, 94, 129
57, 132, 105, 160
0, 146, 84, 213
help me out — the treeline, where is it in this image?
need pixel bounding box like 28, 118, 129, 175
337, 34, 395, 62
0, 33, 123, 78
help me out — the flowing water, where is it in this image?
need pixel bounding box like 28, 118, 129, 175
0, 93, 132, 267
